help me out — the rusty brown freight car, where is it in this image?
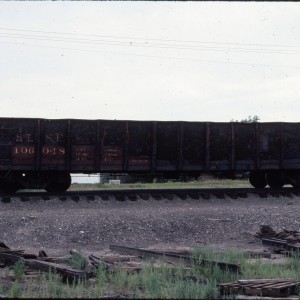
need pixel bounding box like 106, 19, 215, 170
0, 118, 299, 192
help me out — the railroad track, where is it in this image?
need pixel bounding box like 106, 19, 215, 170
0, 187, 299, 203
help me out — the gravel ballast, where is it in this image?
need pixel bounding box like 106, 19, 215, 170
0, 194, 299, 255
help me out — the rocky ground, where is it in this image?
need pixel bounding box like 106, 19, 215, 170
0, 193, 299, 257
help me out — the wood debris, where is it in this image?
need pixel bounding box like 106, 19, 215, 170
255, 225, 300, 255
109, 244, 241, 274
0, 242, 212, 284
0, 240, 300, 299
256, 225, 300, 244
219, 278, 300, 299
0, 242, 86, 281
261, 238, 300, 255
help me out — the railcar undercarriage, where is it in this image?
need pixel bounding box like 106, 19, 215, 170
0, 171, 71, 193
0, 169, 300, 194
249, 170, 300, 189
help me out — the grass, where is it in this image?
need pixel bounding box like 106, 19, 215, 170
16, 179, 251, 193
67, 251, 87, 270
69, 179, 251, 191
1, 247, 300, 298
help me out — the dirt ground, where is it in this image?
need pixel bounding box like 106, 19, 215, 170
0, 193, 298, 257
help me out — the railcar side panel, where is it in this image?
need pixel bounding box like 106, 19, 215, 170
259, 123, 281, 169
99, 120, 125, 171
0, 119, 37, 170
70, 120, 97, 171
156, 122, 179, 171
181, 122, 205, 171
40, 119, 68, 170
282, 123, 300, 169
234, 123, 256, 170
209, 123, 231, 170
1, 118, 300, 176
127, 121, 152, 171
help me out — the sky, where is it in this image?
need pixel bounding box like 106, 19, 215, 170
1, 1, 300, 123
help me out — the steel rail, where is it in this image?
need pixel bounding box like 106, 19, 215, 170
0, 187, 298, 203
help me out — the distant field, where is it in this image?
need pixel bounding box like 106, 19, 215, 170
69, 179, 251, 191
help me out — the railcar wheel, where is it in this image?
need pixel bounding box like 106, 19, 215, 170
249, 171, 267, 188
265, 171, 285, 189
45, 173, 71, 193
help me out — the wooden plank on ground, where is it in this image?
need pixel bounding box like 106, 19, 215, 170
0, 252, 86, 281
238, 279, 294, 285
220, 279, 300, 298
109, 245, 240, 273
235, 295, 299, 300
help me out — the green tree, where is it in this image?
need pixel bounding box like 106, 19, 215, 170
231, 115, 260, 123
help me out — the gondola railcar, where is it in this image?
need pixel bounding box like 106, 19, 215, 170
0, 118, 299, 192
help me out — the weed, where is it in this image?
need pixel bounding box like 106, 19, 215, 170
1, 247, 300, 298
7, 282, 22, 298
92, 263, 108, 297
13, 260, 26, 282
112, 267, 130, 294
67, 251, 87, 270
69, 179, 251, 191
